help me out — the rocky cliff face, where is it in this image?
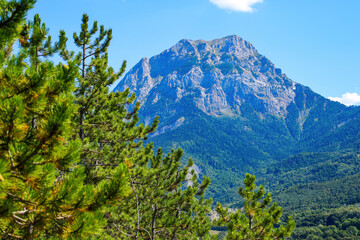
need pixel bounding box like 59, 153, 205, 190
114, 35, 298, 116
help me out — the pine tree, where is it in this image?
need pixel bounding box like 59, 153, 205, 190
63, 13, 158, 184
66, 14, 215, 239
60, 13, 162, 238
215, 173, 295, 240
0, 0, 36, 48
109, 147, 212, 239
0, 5, 126, 239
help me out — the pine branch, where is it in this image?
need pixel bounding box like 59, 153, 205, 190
7, 192, 37, 205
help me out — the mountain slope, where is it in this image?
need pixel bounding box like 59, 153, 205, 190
114, 35, 360, 204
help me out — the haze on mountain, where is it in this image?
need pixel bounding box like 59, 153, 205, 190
114, 35, 360, 206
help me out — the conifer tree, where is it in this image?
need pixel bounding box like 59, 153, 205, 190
62, 13, 162, 238
64, 13, 158, 184
215, 174, 295, 240
0, 5, 127, 238
65, 14, 216, 239
109, 147, 212, 240
0, 0, 36, 48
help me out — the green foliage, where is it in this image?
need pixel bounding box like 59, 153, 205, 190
257, 150, 360, 239
215, 174, 295, 239
264, 151, 360, 190
63, 13, 161, 238
147, 107, 296, 204
65, 14, 216, 240
290, 205, 360, 239
109, 147, 213, 239
0, 0, 36, 47
0, 7, 216, 239
0, 8, 107, 239
146, 80, 360, 210
67, 13, 158, 176
256, 148, 360, 214
273, 172, 360, 213
9, 1, 360, 240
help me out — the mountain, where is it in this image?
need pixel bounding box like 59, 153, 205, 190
113, 35, 360, 205
115, 35, 296, 117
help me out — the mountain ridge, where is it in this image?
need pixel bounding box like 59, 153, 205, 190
114, 35, 304, 117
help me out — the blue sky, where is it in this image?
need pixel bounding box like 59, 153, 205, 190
29, 0, 360, 105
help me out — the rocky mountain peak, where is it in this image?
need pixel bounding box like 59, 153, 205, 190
114, 35, 300, 116
166, 35, 257, 62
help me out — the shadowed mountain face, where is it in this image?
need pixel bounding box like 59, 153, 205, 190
114, 35, 360, 203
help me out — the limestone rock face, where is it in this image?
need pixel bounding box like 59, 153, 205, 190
114, 35, 299, 117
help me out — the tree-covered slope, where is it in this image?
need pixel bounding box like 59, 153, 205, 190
290, 205, 360, 239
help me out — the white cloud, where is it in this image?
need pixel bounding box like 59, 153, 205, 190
209, 0, 263, 12
328, 92, 360, 106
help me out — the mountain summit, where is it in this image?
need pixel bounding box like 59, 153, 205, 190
114, 36, 360, 203
114, 35, 297, 116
